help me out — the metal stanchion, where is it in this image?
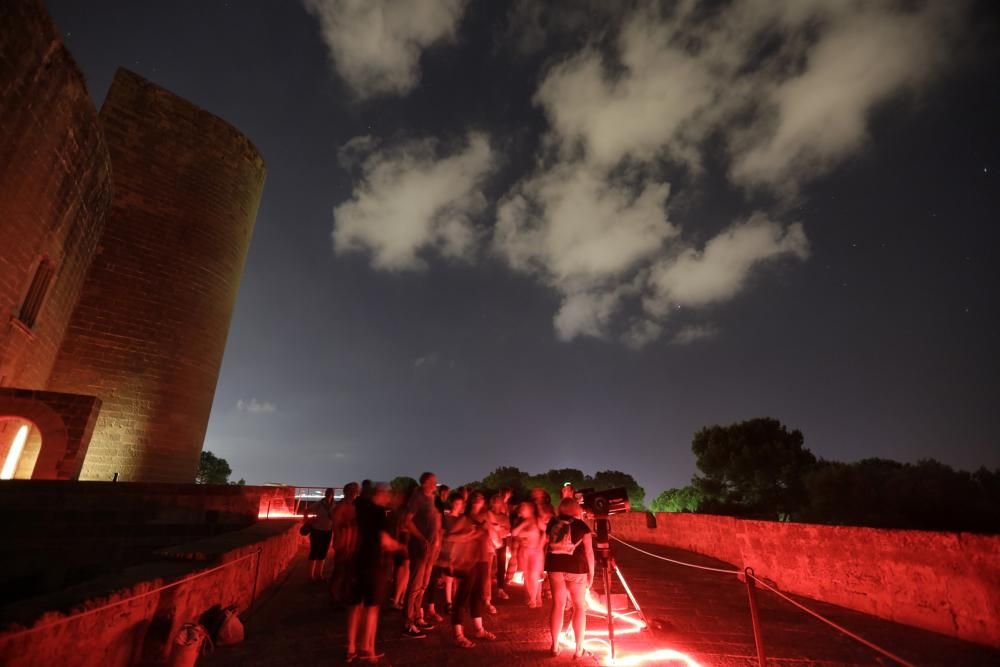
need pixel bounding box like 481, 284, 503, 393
744, 567, 767, 667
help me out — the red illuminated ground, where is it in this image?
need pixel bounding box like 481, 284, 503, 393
202, 541, 998, 666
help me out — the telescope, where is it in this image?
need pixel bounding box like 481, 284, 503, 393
578, 486, 631, 516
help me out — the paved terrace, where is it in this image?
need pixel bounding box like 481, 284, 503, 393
203, 541, 999, 667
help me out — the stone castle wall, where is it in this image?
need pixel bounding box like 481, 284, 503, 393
0, 0, 112, 390
46, 69, 266, 483
610, 511, 1000, 648
1, 1, 265, 483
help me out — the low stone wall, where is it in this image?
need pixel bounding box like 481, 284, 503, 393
0, 519, 301, 667
0, 481, 295, 603
609, 512, 1000, 648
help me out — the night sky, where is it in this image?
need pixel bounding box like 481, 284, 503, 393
46, 1, 999, 498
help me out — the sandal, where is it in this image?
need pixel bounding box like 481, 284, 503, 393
360, 651, 385, 663
454, 635, 475, 649
474, 629, 496, 641
346, 652, 357, 663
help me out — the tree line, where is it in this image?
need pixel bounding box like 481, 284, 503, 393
198, 416, 999, 533
652, 417, 999, 533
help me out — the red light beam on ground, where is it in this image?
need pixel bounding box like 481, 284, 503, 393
550, 586, 702, 666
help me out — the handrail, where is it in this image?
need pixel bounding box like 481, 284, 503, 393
0, 549, 262, 643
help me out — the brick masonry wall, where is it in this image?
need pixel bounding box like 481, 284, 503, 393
0, 519, 301, 667
0, 0, 112, 390
47, 68, 267, 483
609, 512, 1000, 648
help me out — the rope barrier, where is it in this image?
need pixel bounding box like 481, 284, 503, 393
609, 535, 742, 575
745, 573, 916, 667
0, 550, 261, 643
609, 535, 916, 667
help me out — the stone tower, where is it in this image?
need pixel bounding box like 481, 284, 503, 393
46, 70, 267, 483
0, 0, 112, 391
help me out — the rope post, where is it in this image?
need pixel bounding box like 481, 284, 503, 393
744, 567, 767, 667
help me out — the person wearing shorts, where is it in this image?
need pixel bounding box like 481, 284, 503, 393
308, 488, 335, 581
544, 497, 594, 659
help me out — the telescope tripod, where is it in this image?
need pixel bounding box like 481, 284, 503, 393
591, 516, 649, 662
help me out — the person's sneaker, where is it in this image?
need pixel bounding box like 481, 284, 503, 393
497, 589, 509, 600
486, 603, 497, 614
402, 626, 427, 639
416, 618, 436, 630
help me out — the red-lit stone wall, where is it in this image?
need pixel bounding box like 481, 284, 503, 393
610, 512, 1000, 648
48, 69, 266, 483
0, 0, 112, 390
0, 519, 301, 667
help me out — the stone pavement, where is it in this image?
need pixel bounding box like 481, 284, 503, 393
202, 541, 999, 667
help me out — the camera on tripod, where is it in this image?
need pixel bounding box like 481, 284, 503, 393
579, 486, 631, 517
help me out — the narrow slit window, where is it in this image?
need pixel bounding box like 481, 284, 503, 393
18, 258, 55, 328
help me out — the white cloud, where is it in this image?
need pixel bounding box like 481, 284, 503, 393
303, 0, 467, 99
326, 0, 967, 346
494, 161, 675, 341
413, 353, 438, 368
236, 398, 278, 415
670, 324, 720, 346
728, 2, 963, 192
646, 214, 809, 316
333, 132, 494, 270
527, 0, 965, 192
489, 0, 964, 345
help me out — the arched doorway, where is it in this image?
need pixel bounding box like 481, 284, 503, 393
0, 419, 31, 479
0, 389, 101, 480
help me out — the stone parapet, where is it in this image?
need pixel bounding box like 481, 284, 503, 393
0, 519, 300, 667
609, 511, 1000, 648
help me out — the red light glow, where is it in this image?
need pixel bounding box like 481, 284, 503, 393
257, 510, 305, 519
550, 587, 702, 666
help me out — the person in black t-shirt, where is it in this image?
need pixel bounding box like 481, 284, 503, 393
346, 483, 402, 663
544, 497, 594, 658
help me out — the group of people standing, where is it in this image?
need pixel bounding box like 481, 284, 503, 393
305, 474, 596, 662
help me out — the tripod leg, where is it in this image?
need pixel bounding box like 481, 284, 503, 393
613, 563, 649, 627
603, 560, 615, 661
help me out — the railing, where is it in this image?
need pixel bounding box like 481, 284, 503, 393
610, 535, 916, 667
258, 485, 344, 519
0, 548, 262, 645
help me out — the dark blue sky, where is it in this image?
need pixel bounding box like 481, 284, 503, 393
47, 1, 999, 498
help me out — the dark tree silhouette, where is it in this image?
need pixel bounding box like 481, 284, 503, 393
651, 485, 703, 513
692, 417, 815, 520
196, 450, 232, 485
390, 476, 418, 496
593, 470, 646, 510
